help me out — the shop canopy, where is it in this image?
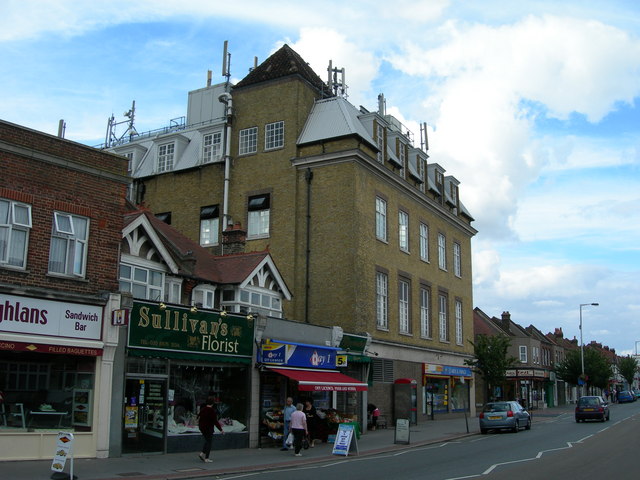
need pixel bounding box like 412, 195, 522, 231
267, 367, 368, 392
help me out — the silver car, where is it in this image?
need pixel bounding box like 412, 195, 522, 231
479, 401, 531, 434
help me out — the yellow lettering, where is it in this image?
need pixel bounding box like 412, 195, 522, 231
189, 317, 198, 333
151, 313, 162, 328
138, 306, 150, 327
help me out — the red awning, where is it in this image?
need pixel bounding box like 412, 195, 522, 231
268, 367, 368, 392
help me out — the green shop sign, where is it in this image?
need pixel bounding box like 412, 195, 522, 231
128, 301, 254, 359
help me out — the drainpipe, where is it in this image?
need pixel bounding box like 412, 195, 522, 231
304, 168, 313, 323
218, 92, 233, 252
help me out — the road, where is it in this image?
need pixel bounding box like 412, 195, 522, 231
217, 402, 640, 480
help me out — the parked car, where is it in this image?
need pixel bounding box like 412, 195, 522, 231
479, 401, 531, 434
575, 396, 610, 422
617, 390, 635, 403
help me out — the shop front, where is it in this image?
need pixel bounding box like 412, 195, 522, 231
423, 363, 473, 416
505, 368, 550, 410
124, 301, 254, 454
0, 293, 108, 459
258, 339, 368, 446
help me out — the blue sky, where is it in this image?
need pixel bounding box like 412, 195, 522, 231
2, 1, 639, 354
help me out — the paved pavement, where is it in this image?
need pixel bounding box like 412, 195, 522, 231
1, 405, 575, 480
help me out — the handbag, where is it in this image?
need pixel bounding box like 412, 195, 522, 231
302, 436, 310, 450
286, 432, 294, 446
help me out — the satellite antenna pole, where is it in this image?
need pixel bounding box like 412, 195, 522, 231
420, 122, 429, 152
222, 40, 231, 83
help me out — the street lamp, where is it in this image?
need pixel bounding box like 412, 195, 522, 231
579, 302, 599, 397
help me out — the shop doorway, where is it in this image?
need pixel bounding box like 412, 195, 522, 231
122, 378, 166, 454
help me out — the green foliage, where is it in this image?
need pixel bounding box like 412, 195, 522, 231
465, 334, 518, 401
555, 348, 612, 389
618, 356, 638, 388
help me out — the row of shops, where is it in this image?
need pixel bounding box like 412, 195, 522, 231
0, 294, 475, 459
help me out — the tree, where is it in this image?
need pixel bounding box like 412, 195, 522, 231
465, 334, 518, 403
618, 356, 638, 389
555, 348, 612, 391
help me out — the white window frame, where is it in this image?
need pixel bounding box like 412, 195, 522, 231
453, 242, 461, 277
439, 293, 448, 342
375, 196, 387, 241
231, 286, 282, 318
200, 205, 220, 246
438, 233, 447, 270
192, 284, 217, 309
376, 123, 384, 164
398, 142, 406, 176
376, 271, 388, 330
519, 346, 528, 363
398, 211, 409, 252
418, 158, 426, 193
399, 279, 410, 334
165, 277, 183, 304
49, 212, 89, 277
203, 131, 222, 163
239, 127, 258, 155
455, 300, 463, 345
420, 286, 430, 338
265, 121, 284, 150
419, 222, 429, 262
119, 263, 164, 301
247, 194, 270, 238
0, 199, 31, 269
158, 142, 175, 172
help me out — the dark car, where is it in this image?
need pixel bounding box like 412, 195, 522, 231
617, 390, 635, 403
479, 401, 531, 434
575, 396, 610, 422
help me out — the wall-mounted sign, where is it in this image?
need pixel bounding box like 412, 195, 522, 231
259, 339, 338, 368
423, 363, 472, 378
0, 293, 102, 340
128, 301, 253, 358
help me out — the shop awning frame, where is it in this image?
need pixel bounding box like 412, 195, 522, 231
266, 367, 368, 392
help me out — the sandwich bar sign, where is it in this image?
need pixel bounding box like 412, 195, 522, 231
128, 301, 253, 358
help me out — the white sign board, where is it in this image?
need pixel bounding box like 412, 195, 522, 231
394, 418, 410, 444
332, 423, 358, 456
51, 432, 74, 473
0, 293, 102, 340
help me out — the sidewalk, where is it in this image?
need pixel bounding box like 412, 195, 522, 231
1, 405, 574, 480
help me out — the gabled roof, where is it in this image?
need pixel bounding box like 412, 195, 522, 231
122, 209, 291, 298
473, 307, 508, 337
297, 96, 377, 150
235, 44, 331, 97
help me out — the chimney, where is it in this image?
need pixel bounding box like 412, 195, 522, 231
554, 327, 564, 338
501, 311, 511, 331
222, 222, 246, 255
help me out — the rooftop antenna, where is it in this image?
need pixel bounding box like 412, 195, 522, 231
207, 70, 212, 87
104, 100, 137, 148
327, 60, 348, 98
377, 93, 386, 116
222, 40, 231, 84
420, 122, 429, 152
57, 119, 66, 139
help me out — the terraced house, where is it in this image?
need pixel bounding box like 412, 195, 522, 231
107, 44, 477, 425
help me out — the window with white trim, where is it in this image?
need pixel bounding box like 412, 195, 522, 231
398, 211, 409, 252
418, 158, 426, 193
398, 142, 406, 176
200, 205, 219, 246
265, 121, 284, 150
453, 242, 461, 277
375, 196, 387, 241
420, 286, 430, 338
399, 279, 410, 334
0, 199, 31, 269
239, 127, 258, 155
376, 271, 388, 330
203, 132, 222, 163
438, 293, 448, 342
376, 123, 384, 163
49, 212, 89, 277
165, 277, 182, 304
455, 300, 463, 345
519, 346, 528, 363
158, 142, 174, 172
221, 287, 282, 318
419, 222, 429, 262
192, 284, 216, 309
119, 264, 163, 300
247, 194, 270, 238
438, 233, 447, 270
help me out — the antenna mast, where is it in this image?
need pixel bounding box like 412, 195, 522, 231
327, 60, 348, 98
105, 100, 137, 148
222, 40, 231, 84
420, 122, 429, 153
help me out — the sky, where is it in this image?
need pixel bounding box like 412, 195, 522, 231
2, 1, 639, 355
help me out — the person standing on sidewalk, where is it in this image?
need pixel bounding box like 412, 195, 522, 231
198, 395, 225, 463
290, 403, 308, 457
281, 397, 296, 451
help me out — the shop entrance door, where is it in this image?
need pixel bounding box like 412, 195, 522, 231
123, 378, 166, 454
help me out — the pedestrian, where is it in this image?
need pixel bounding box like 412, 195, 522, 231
290, 403, 308, 457
369, 404, 380, 430
197, 395, 225, 463
281, 396, 296, 451
303, 398, 318, 447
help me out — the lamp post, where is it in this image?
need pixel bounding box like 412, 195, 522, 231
579, 302, 599, 397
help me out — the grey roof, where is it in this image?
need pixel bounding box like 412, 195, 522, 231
297, 97, 378, 150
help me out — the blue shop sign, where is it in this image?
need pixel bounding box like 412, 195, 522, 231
423, 363, 472, 378
259, 339, 338, 368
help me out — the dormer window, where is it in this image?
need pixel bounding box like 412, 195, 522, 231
376, 123, 385, 163
203, 132, 222, 163
158, 142, 174, 172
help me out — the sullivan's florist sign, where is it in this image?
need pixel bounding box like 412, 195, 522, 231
128, 301, 253, 359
